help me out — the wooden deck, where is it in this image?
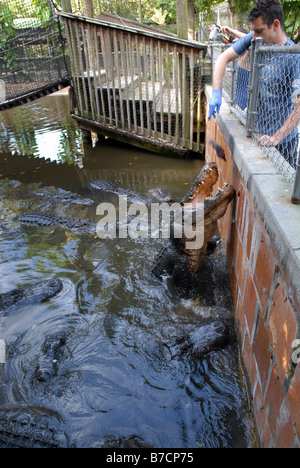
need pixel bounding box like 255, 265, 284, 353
60, 12, 208, 156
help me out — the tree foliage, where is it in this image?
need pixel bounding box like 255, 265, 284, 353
1, 0, 299, 41
282, 0, 300, 42
197, 0, 299, 39
0, 3, 17, 68
157, 0, 300, 40
156, 0, 177, 24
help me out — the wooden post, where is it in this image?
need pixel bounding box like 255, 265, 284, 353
176, 0, 188, 41
138, 0, 143, 23
61, 0, 72, 13
83, 0, 94, 18
82, 0, 96, 123
176, 0, 198, 149
176, 0, 196, 41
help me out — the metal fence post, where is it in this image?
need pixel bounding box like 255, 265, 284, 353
292, 160, 300, 205
230, 58, 237, 105
246, 37, 263, 136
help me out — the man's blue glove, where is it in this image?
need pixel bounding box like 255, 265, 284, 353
208, 89, 222, 120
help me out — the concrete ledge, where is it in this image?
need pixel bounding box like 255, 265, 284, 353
205, 85, 300, 303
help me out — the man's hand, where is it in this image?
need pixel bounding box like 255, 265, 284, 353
259, 134, 280, 147
259, 98, 300, 148
208, 89, 222, 120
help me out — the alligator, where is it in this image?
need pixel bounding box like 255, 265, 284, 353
152, 161, 235, 298
34, 332, 67, 383
99, 434, 154, 448
0, 403, 70, 448
0, 381, 72, 450
163, 321, 229, 360
18, 213, 97, 234
88, 179, 175, 205
34, 186, 94, 206
0, 355, 69, 448
17, 183, 174, 236
0, 278, 63, 313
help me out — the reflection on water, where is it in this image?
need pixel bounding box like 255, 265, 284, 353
0, 92, 256, 448
0, 92, 84, 165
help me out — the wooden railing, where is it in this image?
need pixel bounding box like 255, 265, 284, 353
60, 12, 208, 155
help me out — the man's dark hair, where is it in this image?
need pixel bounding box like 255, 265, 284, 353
248, 0, 285, 29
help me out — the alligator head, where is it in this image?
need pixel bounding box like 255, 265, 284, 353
165, 320, 229, 360
180, 161, 235, 217
152, 161, 235, 297
0, 278, 63, 312
171, 162, 235, 274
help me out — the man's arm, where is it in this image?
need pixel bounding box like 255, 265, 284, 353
213, 46, 239, 90
208, 47, 240, 120
259, 97, 300, 147
221, 26, 247, 40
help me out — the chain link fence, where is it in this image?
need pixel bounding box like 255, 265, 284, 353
209, 40, 300, 203
0, 0, 70, 109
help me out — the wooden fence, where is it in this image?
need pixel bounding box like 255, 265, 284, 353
60, 12, 208, 156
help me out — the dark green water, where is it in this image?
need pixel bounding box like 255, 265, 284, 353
0, 92, 256, 448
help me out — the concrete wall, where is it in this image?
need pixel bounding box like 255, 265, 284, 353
205, 86, 300, 448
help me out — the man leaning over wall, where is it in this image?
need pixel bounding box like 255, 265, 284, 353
208, 0, 300, 170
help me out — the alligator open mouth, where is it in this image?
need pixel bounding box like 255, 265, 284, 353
182, 162, 234, 213
181, 162, 220, 207
176, 162, 235, 260
152, 160, 235, 297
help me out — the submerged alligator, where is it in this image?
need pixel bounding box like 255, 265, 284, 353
34, 332, 67, 383
18, 183, 174, 235
99, 434, 154, 448
18, 213, 97, 234
34, 333, 67, 383
88, 179, 175, 205
152, 161, 235, 298
0, 319, 228, 447
0, 278, 69, 447
163, 320, 229, 360
0, 278, 63, 313
0, 403, 70, 448
34, 186, 94, 206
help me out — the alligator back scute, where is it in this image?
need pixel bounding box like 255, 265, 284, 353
18, 213, 97, 234
0, 407, 69, 448
18, 213, 61, 227
89, 179, 174, 205
34, 186, 94, 206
